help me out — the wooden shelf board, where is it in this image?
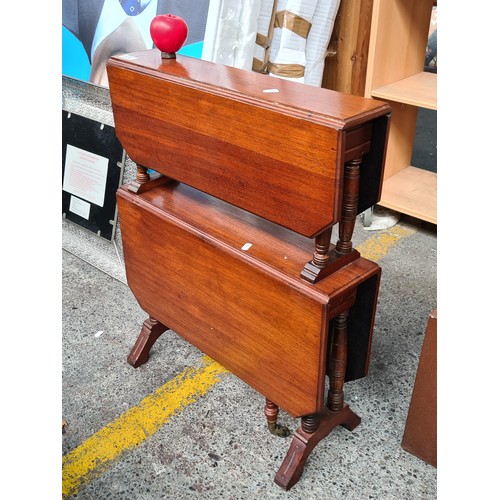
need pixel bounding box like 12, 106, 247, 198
378, 166, 437, 224
371, 72, 437, 110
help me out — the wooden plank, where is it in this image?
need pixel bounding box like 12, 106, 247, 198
379, 166, 437, 224
371, 72, 437, 110
380, 103, 418, 179
322, 0, 374, 96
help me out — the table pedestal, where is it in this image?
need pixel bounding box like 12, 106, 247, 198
275, 405, 361, 490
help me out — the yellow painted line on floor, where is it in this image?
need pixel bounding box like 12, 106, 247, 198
62, 355, 228, 498
357, 225, 415, 262
62, 223, 415, 497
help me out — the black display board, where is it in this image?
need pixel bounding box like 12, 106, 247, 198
62, 111, 125, 241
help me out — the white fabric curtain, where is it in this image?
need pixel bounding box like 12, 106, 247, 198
202, 0, 341, 87
202, 0, 262, 71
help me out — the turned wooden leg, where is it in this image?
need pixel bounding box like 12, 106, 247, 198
327, 310, 360, 430
127, 164, 172, 194
264, 399, 290, 437
300, 226, 359, 284
327, 311, 349, 412
312, 228, 333, 269
127, 316, 168, 368
301, 156, 365, 282
136, 164, 150, 184
301, 413, 320, 434
336, 157, 362, 254
275, 310, 362, 491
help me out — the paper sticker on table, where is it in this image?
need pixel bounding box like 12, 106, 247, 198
63, 144, 109, 207
118, 54, 138, 61
69, 195, 91, 220
241, 243, 253, 251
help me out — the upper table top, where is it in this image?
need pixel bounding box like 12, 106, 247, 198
107, 50, 391, 237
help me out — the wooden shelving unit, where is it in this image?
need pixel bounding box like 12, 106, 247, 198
364, 0, 437, 224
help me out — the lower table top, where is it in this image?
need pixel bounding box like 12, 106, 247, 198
117, 182, 381, 417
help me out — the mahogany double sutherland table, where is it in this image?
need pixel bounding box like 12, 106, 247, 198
107, 50, 391, 490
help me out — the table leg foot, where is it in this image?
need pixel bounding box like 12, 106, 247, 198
265, 399, 291, 437
127, 317, 168, 368
274, 405, 360, 491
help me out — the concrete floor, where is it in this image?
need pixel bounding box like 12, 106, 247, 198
62, 211, 437, 499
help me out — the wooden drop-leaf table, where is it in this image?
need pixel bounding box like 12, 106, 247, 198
107, 50, 390, 490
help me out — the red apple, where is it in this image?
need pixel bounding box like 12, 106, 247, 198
150, 14, 188, 56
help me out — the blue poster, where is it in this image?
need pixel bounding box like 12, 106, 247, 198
62, 0, 210, 87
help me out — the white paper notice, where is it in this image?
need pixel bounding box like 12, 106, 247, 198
63, 144, 109, 207
69, 195, 91, 220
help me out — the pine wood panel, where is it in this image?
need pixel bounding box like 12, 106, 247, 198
322, 0, 374, 96
371, 72, 437, 110
378, 166, 437, 224
380, 102, 418, 179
